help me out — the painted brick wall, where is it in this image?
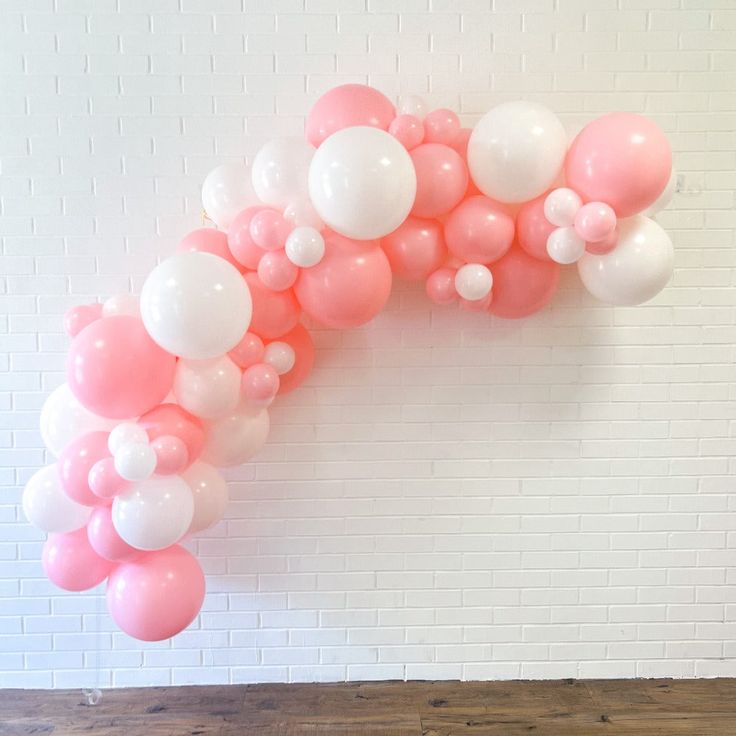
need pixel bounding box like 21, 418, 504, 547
2, 0, 736, 688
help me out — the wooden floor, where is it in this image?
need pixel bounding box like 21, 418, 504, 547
1, 679, 736, 735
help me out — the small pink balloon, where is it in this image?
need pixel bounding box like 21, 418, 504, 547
228, 206, 267, 269
516, 194, 557, 263
257, 250, 299, 292
139, 404, 205, 464
444, 195, 515, 265
151, 434, 189, 474
64, 303, 103, 338
43, 528, 113, 592
585, 225, 619, 255
410, 144, 468, 219
242, 363, 280, 406
388, 114, 424, 150
178, 228, 243, 270
423, 108, 461, 145
58, 431, 111, 506
228, 331, 265, 369
249, 210, 292, 251
426, 268, 459, 306
381, 217, 447, 281
88, 457, 128, 500
245, 272, 301, 339
574, 201, 617, 243
87, 506, 141, 562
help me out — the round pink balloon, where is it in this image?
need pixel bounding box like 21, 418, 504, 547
257, 250, 299, 292
87, 506, 141, 562
151, 434, 189, 474
389, 114, 424, 150
294, 231, 392, 329
574, 201, 616, 243
444, 195, 515, 265
565, 112, 672, 217
67, 315, 176, 420
381, 217, 447, 281
516, 194, 557, 262
228, 331, 265, 369
227, 206, 267, 270
410, 144, 468, 219
423, 108, 461, 146
178, 228, 243, 270
426, 268, 458, 306
305, 84, 396, 148
106, 545, 205, 642
245, 272, 301, 339
43, 528, 113, 592
88, 457, 128, 500
249, 209, 291, 251
64, 303, 103, 338
242, 363, 280, 406
585, 225, 619, 255
138, 404, 205, 465
58, 431, 111, 505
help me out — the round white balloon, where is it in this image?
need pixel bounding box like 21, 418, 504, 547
183, 461, 229, 535
285, 226, 325, 268
202, 405, 270, 467
108, 422, 148, 455
577, 215, 674, 306
308, 126, 417, 240
140, 251, 252, 360
173, 356, 241, 419
468, 101, 567, 203
546, 226, 586, 265
263, 341, 296, 375
643, 168, 677, 217
201, 162, 257, 230
544, 188, 582, 227
112, 475, 194, 551
22, 464, 92, 534
455, 263, 493, 301
251, 138, 315, 209
114, 442, 157, 482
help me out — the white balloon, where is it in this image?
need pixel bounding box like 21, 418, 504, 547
114, 442, 157, 482
544, 188, 582, 227
468, 101, 567, 203
263, 341, 296, 375
283, 199, 324, 230
173, 356, 241, 419
308, 126, 417, 240
140, 251, 252, 360
643, 168, 677, 217
397, 95, 427, 120
40, 384, 118, 458
202, 405, 270, 467
112, 475, 194, 551
183, 461, 229, 535
22, 464, 92, 534
102, 293, 139, 318
108, 422, 148, 455
455, 263, 493, 301
251, 138, 315, 209
285, 226, 325, 268
546, 226, 586, 265
201, 162, 257, 230
577, 215, 674, 306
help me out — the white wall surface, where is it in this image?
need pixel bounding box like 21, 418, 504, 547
2, 0, 736, 688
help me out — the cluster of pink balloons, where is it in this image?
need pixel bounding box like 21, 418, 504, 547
24, 84, 675, 642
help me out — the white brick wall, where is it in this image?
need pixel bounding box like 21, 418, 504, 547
1, 1, 736, 688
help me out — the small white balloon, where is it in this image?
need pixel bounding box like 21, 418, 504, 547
202, 405, 270, 467
183, 461, 229, 535
22, 464, 92, 534
546, 226, 586, 265
454, 263, 493, 301
397, 95, 428, 120
201, 162, 257, 230
283, 199, 324, 230
544, 188, 582, 227
263, 341, 296, 375
251, 138, 315, 209
173, 356, 241, 419
284, 226, 325, 268
108, 422, 148, 455
643, 168, 677, 217
102, 293, 139, 318
114, 442, 157, 482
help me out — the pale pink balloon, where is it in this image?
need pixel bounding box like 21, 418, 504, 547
152, 434, 189, 474
381, 217, 447, 281
305, 84, 396, 148
43, 528, 113, 592
227, 206, 267, 270
388, 114, 424, 150
63, 303, 103, 338
106, 545, 205, 642
275, 323, 315, 395
242, 363, 280, 406
565, 112, 672, 217
426, 267, 459, 305
516, 194, 556, 262
257, 250, 299, 292
444, 195, 515, 265
178, 228, 243, 271
410, 144, 468, 219
245, 272, 301, 339
67, 315, 176, 420
88, 457, 129, 500
138, 404, 205, 465
58, 431, 111, 506
585, 225, 619, 255
574, 201, 617, 243
87, 505, 141, 562
228, 331, 265, 369
249, 209, 291, 251
294, 231, 392, 329
423, 108, 461, 145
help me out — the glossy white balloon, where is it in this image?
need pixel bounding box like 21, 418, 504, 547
202, 405, 270, 467
173, 356, 241, 419
183, 461, 229, 535
22, 464, 92, 534
251, 138, 315, 209
284, 226, 325, 268
263, 341, 296, 375
201, 162, 257, 230
108, 422, 148, 455
643, 168, 677, 217
454, 263, 493, 301
546, 226, 586, 264
544, 188, 582, 227
114, 442, 157, 482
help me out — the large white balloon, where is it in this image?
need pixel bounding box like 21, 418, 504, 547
183, 461, 229, 535
40, 383, 118, 458
22, 464, 92, 534
201, 162, 257, 230
251, 138, 315, 208
468, 101, 567, 203
308, 126, 417, 240
140, 252, 252, 360
112, 475, 194, 551
173, 356, 241, 419
202, 405, 270, 467
577, 215, 674, 306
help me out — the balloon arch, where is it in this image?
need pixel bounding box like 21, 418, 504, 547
24, 85, 676, 641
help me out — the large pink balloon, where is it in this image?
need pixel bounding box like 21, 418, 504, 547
106, 545, 205, 641
381, 217, 447, 281
276, 323, 315, 395
67, 315, 176, 419
444, 195, 515, 265
178, 228, 243, 271
58, 430, 110, 506
245, 271, 301, 339
305, 84, 395, 148
43, 528, 113, 592
294, 231, 392, 329
138, 404, 205, 466
410, 144, 468, 219
516, 194, 556, 262
489, 245, 560, 319
87, 505, 141, 562
565, 112, 672, 217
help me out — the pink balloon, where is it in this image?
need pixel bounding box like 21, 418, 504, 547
87, 506, 141, 562
381, 217, 447, 281
586, 225, 619, 255
444, 195, 515, 265
410, 144, 469, 219
448, 127, 472, 159
426, 267, 459, 305
249, 209, 291, 251
88, 457, 128, 500
294, 231, 392, 329
565, 112, 672, 217
227, 206, 267, 270
64, 303, 103, 338
43, 528, 113, 592
228, 331, 265, 369
516, 194, 556, 262
245, 272, 301, 339
257, 250, 299, 292
107, 545, 205, 641
276, 323, 315, 395
152, 435, 189, 475
305, 84, 396, 148
178, 228, 243, 270
138, 404, 205, 465
242, 363, 280, 406
388, 114, 424, 150
488, 245, 560, 319
67, 315, 176, 420
574, 201, 616, 243
423, 108, 461, 145
58, 431, 111, 506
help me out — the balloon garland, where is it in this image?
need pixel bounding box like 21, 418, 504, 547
24, 85, 676, 641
